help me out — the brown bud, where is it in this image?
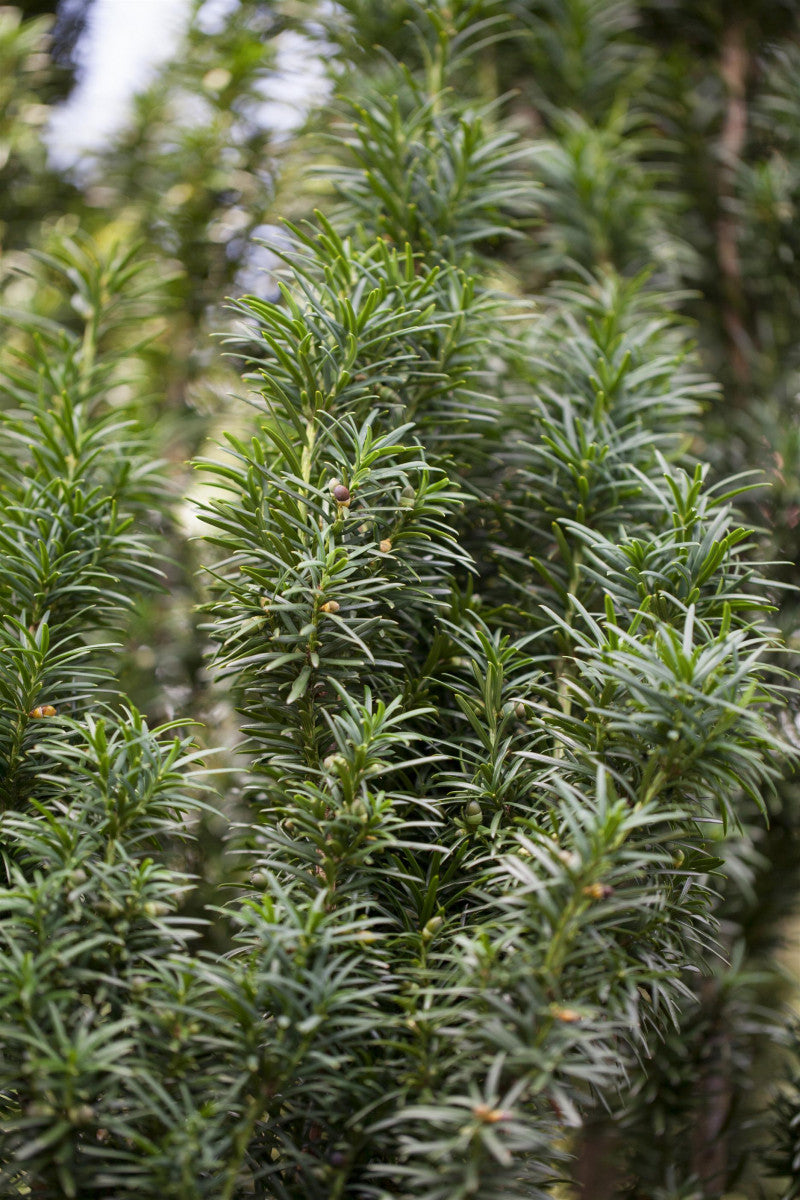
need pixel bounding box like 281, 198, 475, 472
332, 484, 351, 504
29, 704, 57, 718
551, 1005, 581, 1023
582, 882, 614, 901
472, 1104, 508, 1123
379, 538, 392, 553
320, 600, 340, 614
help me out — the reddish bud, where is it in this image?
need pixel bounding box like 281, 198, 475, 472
582, 882, 614, 900
472, 1104, 509, 1123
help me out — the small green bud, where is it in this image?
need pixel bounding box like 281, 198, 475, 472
27, 1102, 54, 1118
464, 800, 483, 827
323, 753, 348, 772
422, 915, 443, 942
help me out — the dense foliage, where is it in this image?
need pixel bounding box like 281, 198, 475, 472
1, 1, 799, 1197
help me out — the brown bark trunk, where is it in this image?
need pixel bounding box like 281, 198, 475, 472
575, 1121, 624, 1200
690, 979, 732, 1194
716, 19, 751, 389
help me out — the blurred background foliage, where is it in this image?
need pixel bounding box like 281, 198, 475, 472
4, 0, 800, 1194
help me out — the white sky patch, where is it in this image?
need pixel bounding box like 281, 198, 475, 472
47, 0, 192, 171
196, 0, 241, 34
255, 29, 332, 142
